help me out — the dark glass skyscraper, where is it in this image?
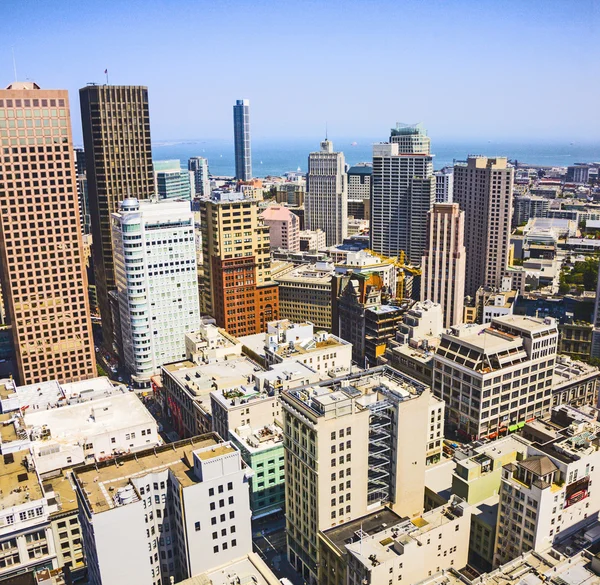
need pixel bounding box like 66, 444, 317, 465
233, 99, 252, 181
79, 85, 155, 353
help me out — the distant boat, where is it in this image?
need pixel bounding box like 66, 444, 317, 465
260, 161, 263, 164
351, 141, 358, 146
297, 166, 301, 171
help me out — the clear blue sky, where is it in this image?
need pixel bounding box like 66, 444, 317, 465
2, 0, 599, 143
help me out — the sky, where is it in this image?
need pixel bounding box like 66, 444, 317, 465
1, 0, 599, 144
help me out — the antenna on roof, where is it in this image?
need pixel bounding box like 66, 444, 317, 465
325, 121, 328, 141
11, 46, 18, 82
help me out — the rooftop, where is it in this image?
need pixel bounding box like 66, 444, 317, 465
178, 553, 280, 585
73, 435, 231, 514
274, 262, 334, 285
23, 393, 155, 446
230, 423, 284, 453
0, 448, 44, 507
321, 507, 406, 554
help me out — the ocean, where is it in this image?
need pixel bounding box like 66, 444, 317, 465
152, 138, 600, 177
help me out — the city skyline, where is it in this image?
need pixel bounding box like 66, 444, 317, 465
2, 0, 599, 143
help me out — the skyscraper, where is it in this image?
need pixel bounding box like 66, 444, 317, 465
112, 198, 200, 386
200, 191, 278, 336
434, 166, 454, 203
421, 203, 466, 328
591, 269, 600, 359
188, 156, 210, 196
305, 140, 348, 246
233, 99, 252, 181
79, 85, 155, 353
370, 124, 435, 265
453, 156, 514, 296
153, 159, 191, 200
0, 82, 96, 384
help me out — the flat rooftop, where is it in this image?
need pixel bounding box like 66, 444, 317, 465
180, 553, 280, 585
163, 357, 261, 414
322, 507, 406, 553
1, 376, 123, 413
24, 393, 155, 443
74, 435, 231, 514
0, 448, 43, 507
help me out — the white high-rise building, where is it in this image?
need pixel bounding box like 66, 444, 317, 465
188, 156, 210, 196
112, 198, 201, 385
370, 124, 436, 265
305, 140, 348, 247
434, 166, 454, 203
74, 436, 253, 585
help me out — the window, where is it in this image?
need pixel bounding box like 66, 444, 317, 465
209, 488, 215, 496
195, 522, 201, 531
227, 482, 233, 490
213, 545, 219, 553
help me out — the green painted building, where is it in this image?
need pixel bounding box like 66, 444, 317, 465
229, 424, 285, 519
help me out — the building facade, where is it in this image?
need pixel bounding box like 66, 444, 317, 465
233, 99, 252, 181
347, 163, 372, 220
112, 198, 200, 384
453, 156, 514, 296
0, 82, 96, 385
421, 203, 466, 328
153, 160, 191, 201
433, 315, 558, 439
188, 156, 210, 197
435, 166, 454, 203
305, 140, 348, 247
74, 436, 253, 585
80, 84, 155, 352
370, 124, 435, 265
281, 366, 442, 583
200, 191, 278, 336
274, 262, 334, 330
260, 205, 300, 251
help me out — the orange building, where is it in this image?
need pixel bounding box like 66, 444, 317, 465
0, 83, 96, 384
201, 192, 278, 336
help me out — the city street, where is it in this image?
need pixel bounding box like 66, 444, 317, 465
252, 516, 302, 585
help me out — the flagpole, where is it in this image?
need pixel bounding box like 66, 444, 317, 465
105, 69, 109, 85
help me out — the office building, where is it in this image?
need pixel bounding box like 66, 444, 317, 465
0, 82, 96, 385
332, 272, 404, 366
551, 356, 599, 409
344, 498, 471, 585
299, 229, 326, 251
260, 205, 300, 251
229, 424, 285, 519
75, 147, 91, 235
274, 183, 305, 207
80, 85, 154, 352
274, 262, 334, 330
512, 195, 550, 227
495, 421, 600, 566
24, 392, 159, 474
371, 124, 436, 265
263, 320, 352, 376
153, 159, 191, 200
347, 163, 372, 220
184, 323, 243, 365
421, 203, 466, 328
112, 198, 200, 384
453, 156, 514, 296
305, 140, 348, 246
559, 322, 594, 361
200, 191, 278, 336
433, 315, 558, 439
481, 290, 517, 323
435, 166, 454, 203
0, 449, 59, 579
281, 366, 443, 583
233, 99, 252, 181
188, 156, 210, 196
73, 435, 253, 585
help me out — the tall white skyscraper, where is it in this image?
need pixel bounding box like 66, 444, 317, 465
112, 198, 201, 385
305, 140, 348, 247
453, 156, 514, 296
370, 124, 435, 265
233, 99, 252, 181
189, 156, 210, 196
